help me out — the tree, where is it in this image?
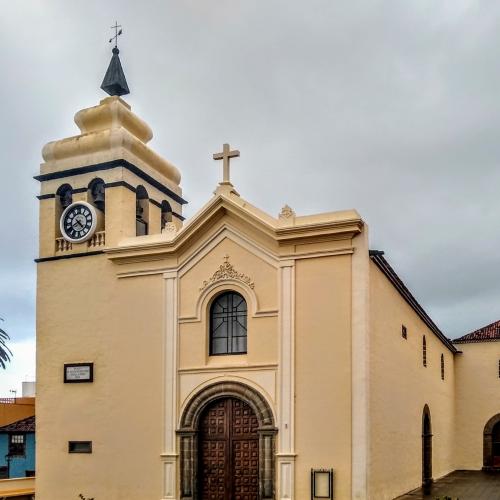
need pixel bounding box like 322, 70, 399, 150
0, 318, 12, 369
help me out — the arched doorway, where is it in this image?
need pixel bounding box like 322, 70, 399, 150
178, 381, 276, 500
199, 397, 259, 499
422, 405, 433, 494
483, 414, 500, 469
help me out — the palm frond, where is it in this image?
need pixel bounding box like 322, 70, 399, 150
0, 318, 12, 369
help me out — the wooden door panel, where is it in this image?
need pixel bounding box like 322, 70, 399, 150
233, 439, 259, 499
199, 398, 260, 500
201, 440, 226, 500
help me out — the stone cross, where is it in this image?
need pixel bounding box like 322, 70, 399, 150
213, 143, 240, 185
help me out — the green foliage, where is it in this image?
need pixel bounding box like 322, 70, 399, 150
0, 318, 12, 369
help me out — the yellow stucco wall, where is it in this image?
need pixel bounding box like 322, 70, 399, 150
369, 262, 456, 500
36, 256, 165, 500
454, 341, 500, 469
178, 238, 278, 370
295, 255, 353, 500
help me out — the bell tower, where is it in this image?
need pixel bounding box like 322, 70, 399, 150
35, 43, 186, 261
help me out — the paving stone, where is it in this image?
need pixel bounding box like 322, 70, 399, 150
395, 470, 500, 500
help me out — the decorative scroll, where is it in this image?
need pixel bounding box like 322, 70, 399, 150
200, 254, 255, 291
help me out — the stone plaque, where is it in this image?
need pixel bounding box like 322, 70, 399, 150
64, 363, 94, 383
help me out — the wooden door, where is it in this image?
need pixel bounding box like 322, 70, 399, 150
199, 398, 259, 500
492, 422, 500, 467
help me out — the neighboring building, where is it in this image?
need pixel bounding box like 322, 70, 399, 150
0, 416, 36, 479
0, 398, 35, 428
34, 50, 500, 500
21, 382, 36, 398
453, 321, 500, 472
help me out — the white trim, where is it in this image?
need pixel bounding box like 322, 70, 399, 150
277, 260, 295, 499
280, 247, 354, 260
162, 271, 178, 499
351, 231, 370, 500
161, 458, 177, 499
178, 363, 278, 374
277, 456, 295, 500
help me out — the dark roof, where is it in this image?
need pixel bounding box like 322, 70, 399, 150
453, 320, 500, 344
101, 47, 130, 97
0, 415, 35, 432
369, 250, 457, 353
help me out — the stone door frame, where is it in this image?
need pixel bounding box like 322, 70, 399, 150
178, 381, 277, 500
483, 413, 500, 470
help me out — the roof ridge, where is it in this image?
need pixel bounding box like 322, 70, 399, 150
453, 319, 500, 344
0, 414, 35, 432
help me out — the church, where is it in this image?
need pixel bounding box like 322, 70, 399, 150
34, 45, 500, 500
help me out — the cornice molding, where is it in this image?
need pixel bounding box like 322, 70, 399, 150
105, 195, 363, 264
34, 158, 187, 205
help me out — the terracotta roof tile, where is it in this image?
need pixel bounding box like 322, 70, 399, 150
453, 320, 500, 344
0, 415, 35, 432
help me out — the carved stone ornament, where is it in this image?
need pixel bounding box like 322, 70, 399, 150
279, 204, 295, 219
200, 254, 255, 291
162, 222, 177, 234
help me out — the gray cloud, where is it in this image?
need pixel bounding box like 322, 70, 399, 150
1, 0, 500, 350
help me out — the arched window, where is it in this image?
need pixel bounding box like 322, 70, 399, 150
422, 405, 433, 493
136, 185, 149, 236
210, 292, 247, 355
441, 354, 445, 380
423, 336, 427, 367
88, 178, 105, 212
161, 200, 173, 230
57, 184, 73, 209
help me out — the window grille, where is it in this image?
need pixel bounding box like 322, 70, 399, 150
9, 434, 25, 456
441, 354, 445, 380
210, 292, 247, 355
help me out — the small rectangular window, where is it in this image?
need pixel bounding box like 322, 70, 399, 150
68, 441, 92, 454
9, 434, 25, 456
401, 325, 407, 339
498, 359, 500, 378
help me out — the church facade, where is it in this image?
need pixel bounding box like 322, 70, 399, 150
34, 70, 500, 499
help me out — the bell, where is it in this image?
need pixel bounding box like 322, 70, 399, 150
93, 190, 105, 205
94, 191, 105, 210
91, 182, 106, 211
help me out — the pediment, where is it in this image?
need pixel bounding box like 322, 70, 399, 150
105, 189, 363, 265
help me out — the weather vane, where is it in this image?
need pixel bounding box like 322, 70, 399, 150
109, 21, 123, 48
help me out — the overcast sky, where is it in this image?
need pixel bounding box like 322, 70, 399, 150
1, 0, 500, 395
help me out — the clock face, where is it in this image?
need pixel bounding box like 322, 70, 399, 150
60, 202, 97, 243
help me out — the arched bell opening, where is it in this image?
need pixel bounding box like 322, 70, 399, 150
55, 184, 73, 236
135, 185, 149, 236
88, 178, 106, 213
56, 184, 73, 210
161, 200, 173, 231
